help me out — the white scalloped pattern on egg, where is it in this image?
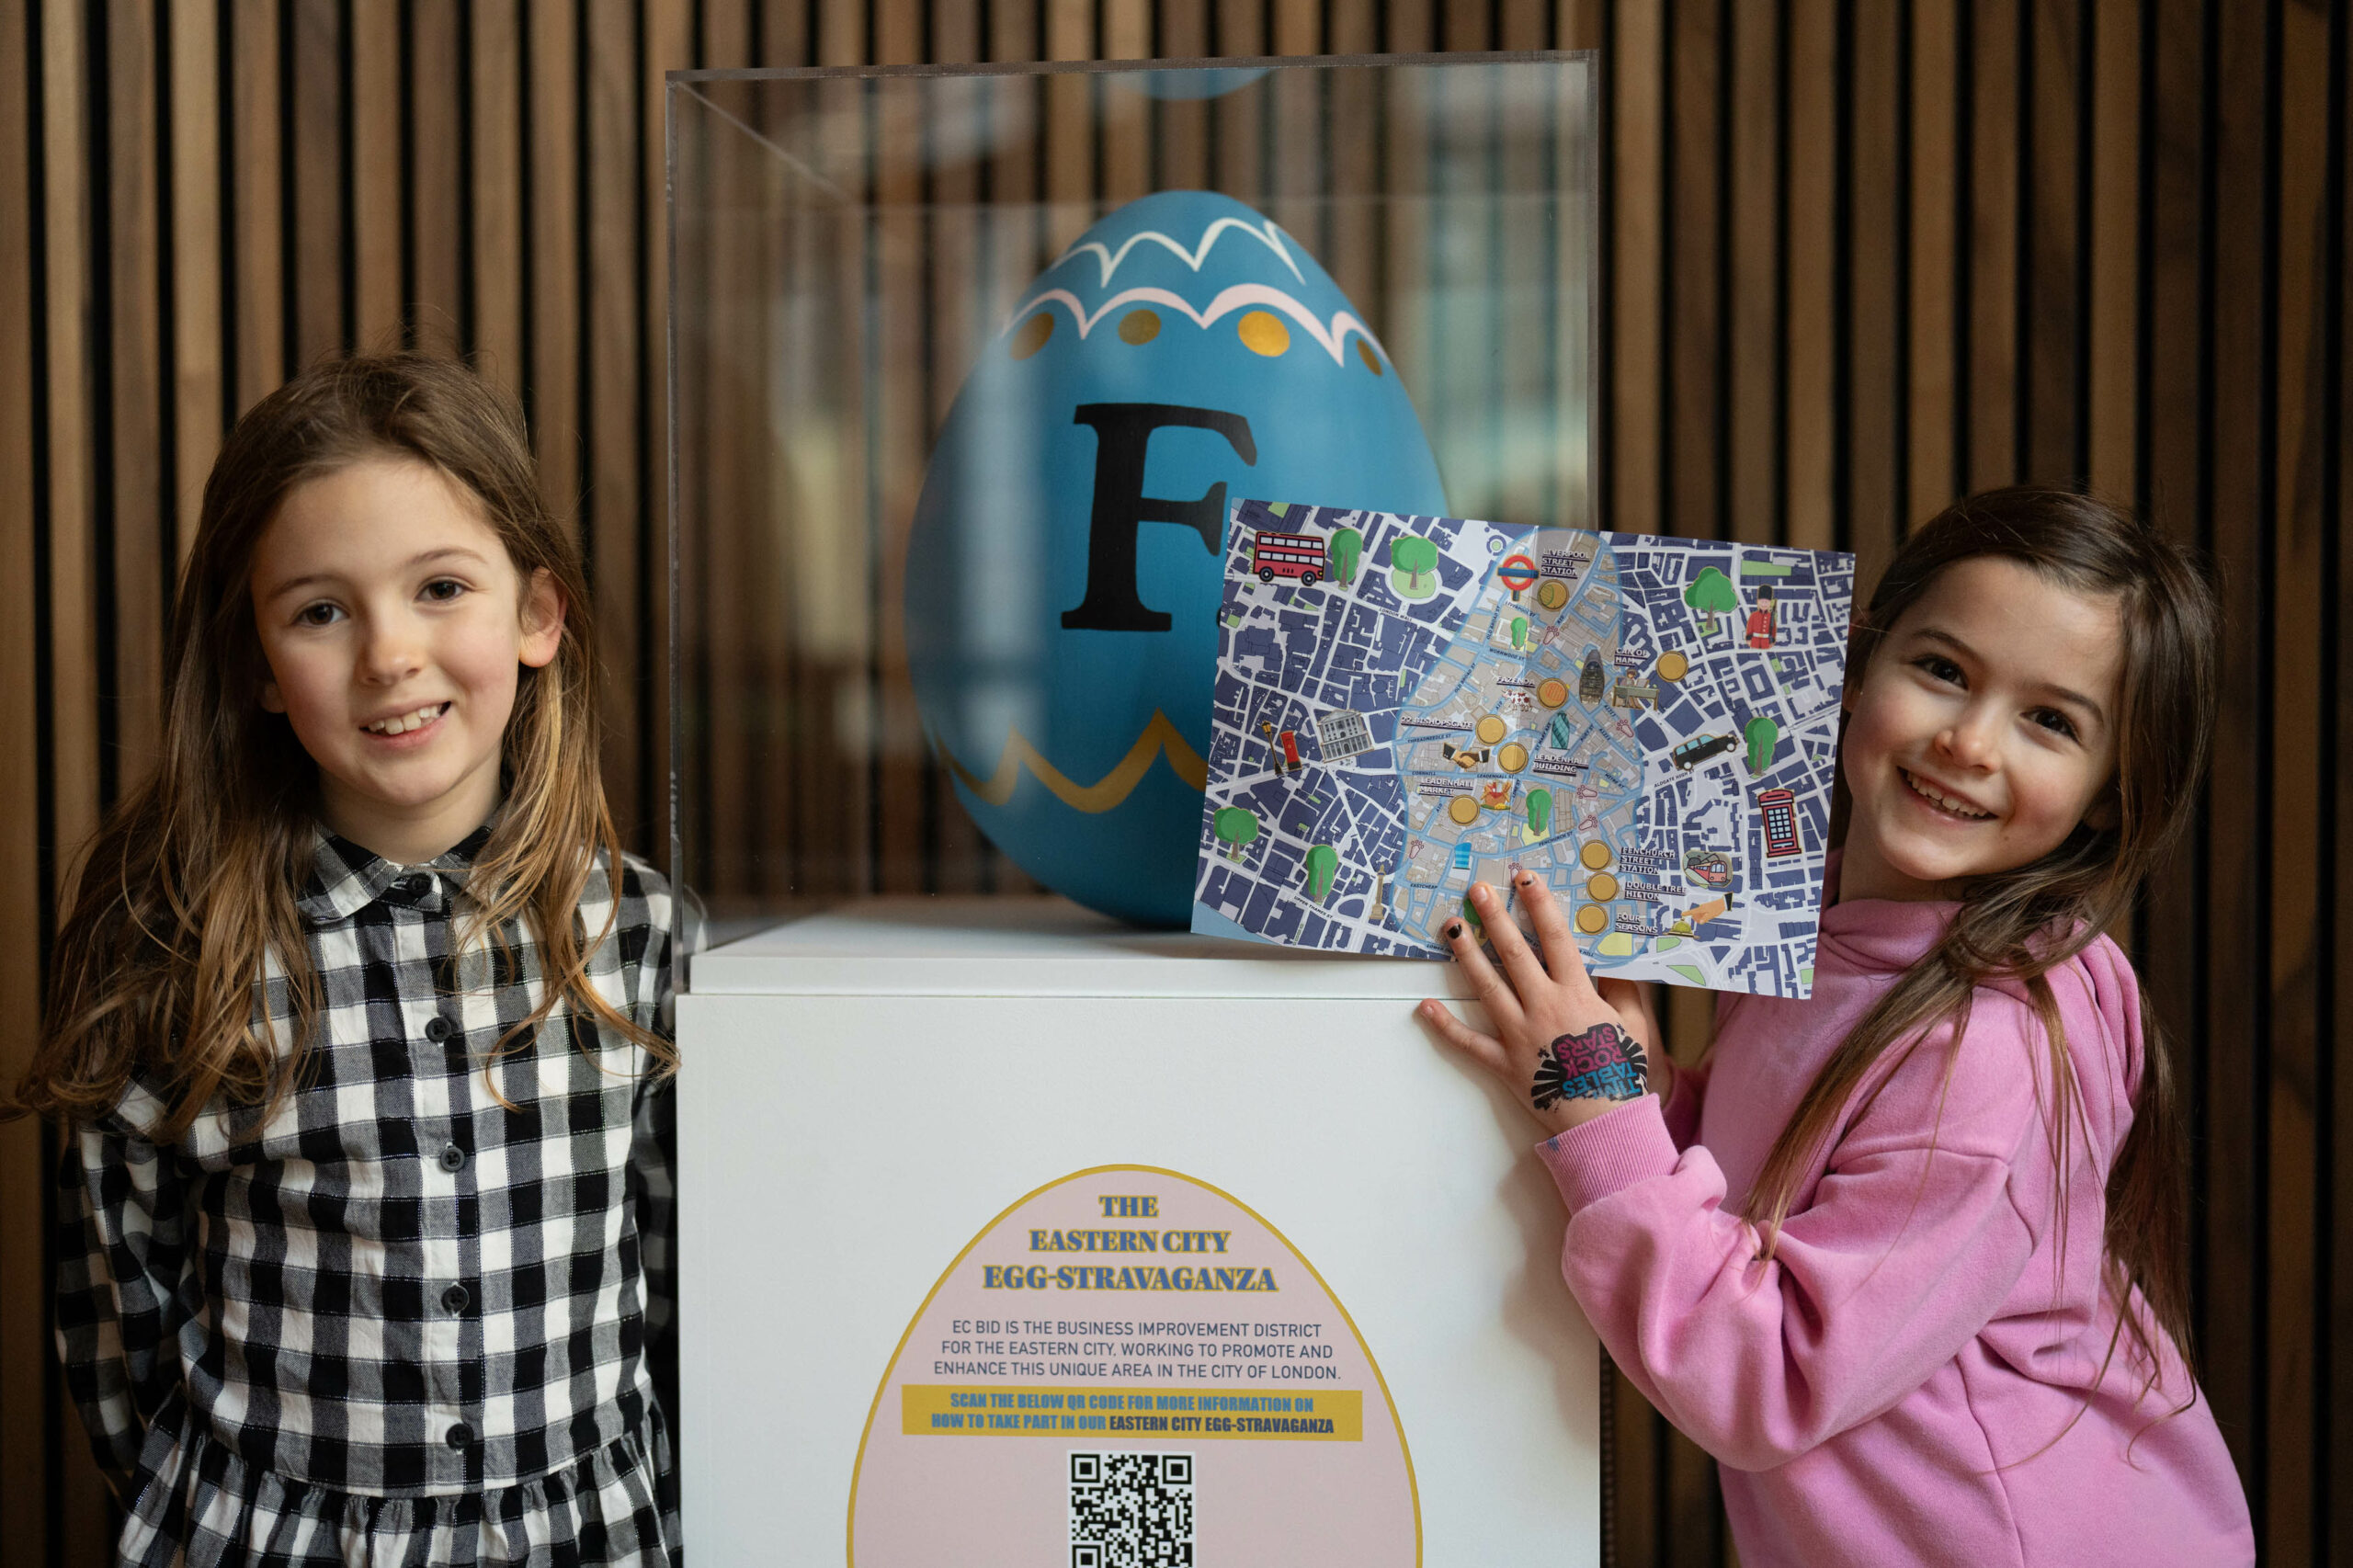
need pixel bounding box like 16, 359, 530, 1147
1004, 281, 1387, 369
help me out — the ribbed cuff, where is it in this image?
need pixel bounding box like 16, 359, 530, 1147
1533, 1095, 1683, 1215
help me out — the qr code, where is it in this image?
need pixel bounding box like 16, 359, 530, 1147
1068, 1451, 1195, 1567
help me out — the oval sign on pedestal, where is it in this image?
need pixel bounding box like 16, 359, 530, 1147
848, 1165, 1420, 1565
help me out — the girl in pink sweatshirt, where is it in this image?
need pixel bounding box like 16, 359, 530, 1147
1422, 488, 2256, 1566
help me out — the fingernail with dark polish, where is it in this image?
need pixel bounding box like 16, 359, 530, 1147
1444, 921, 1462, 939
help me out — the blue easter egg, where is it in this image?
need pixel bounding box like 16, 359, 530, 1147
904, 189, 1448, 926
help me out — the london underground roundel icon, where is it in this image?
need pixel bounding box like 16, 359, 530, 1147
1496, 554, 1539, 596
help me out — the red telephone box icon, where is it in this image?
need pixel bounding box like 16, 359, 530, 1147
1758, 788, 1800, 858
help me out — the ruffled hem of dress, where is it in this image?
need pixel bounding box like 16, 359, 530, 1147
114, 1403, 680, 1568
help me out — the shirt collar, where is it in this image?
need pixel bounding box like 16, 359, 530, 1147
295, 818, 498, 925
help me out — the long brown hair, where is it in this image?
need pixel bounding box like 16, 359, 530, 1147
1745, 486, 2216, 1415
17, 353, 675, 1143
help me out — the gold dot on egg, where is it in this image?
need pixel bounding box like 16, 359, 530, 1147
1580, 840, 1614, 870
1586, 872, 1620, 901
1574, 904, 1608, 935
1357, 338, 1383, 376
1009, 312, 1055, 359
1475, 714, 1507, 745
1657, 650, 1689, 682
1237, 310, 1290, 357
1118, 309, 1161, 345
1448, 796, 1481, 825
1498, 743, 1529, 773
1537, 580, 1568, 611
1538, 678, 1568, 709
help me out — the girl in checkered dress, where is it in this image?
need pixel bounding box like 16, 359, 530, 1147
19, 356, 683, 1565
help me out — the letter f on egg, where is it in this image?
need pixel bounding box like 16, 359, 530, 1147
1061, 402, 1258, 632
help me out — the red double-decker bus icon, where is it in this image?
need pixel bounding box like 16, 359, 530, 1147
1251, 531, 1327, 585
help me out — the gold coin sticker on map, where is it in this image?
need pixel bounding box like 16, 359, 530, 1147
1657, 650, 1690, 682
1586, 872, 1620, 902
1448, 796, 1481, 825
1536, 580, 1568, 611
1475, 714, 1507, 745
1574, 904, 1608, 934
1580, 840, 1614, 870
1498, 743, 1529, 773
1538, 678, 1568, 708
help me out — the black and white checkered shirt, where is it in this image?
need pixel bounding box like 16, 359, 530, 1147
55, 824, 678, 1562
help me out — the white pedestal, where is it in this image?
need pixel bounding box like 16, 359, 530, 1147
677, 898, 1600, 1565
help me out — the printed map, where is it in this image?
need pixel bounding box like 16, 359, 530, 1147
1190, 499, 1856, 998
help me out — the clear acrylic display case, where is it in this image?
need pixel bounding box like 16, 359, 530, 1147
667, 53, 1597, 941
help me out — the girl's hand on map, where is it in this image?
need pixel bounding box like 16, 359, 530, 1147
1419, 872, 1667, 1137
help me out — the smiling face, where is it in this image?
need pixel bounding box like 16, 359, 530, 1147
249, 456, 564, 865
1836, 554, 2124, 904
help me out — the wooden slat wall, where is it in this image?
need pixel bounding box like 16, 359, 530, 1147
1, 5, 2343, 1566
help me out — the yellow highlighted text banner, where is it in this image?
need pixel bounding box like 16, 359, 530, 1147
902, 1384, 1362, 1442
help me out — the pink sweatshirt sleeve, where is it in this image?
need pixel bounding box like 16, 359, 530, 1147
1534, 1008, 2045, 1472
1657, 1059, 1707, 1149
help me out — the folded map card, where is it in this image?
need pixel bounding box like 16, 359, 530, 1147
1190, 500, 1857, 998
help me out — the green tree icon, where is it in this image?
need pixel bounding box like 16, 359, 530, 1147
1744, 714, 1779, 776
1390, 536, 1439, 599
1510, 615, 1529, 650
1684, 566, 1740, 636
1328, 528, 1364, 586
1526, 788, 1552, 838
1213, 806, 1261, 860
1305, 844, 1339, 902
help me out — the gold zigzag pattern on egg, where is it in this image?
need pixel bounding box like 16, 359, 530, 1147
936, 710, 1209, 812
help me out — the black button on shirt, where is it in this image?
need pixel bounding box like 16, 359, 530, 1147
442, 1283, 470, 1314
445, 1422, 473, 1449
438, 1142, 466, 1173
424, 1016, 452, 1042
